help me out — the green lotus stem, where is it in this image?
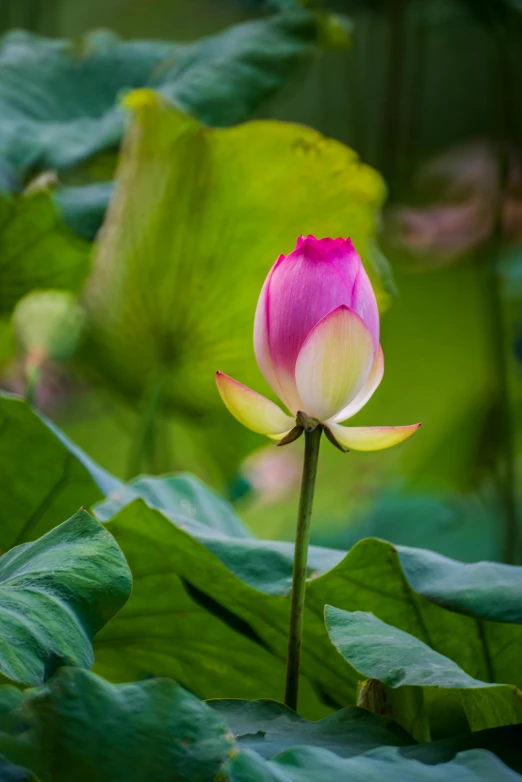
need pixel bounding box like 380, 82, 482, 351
285, 425, 322, 711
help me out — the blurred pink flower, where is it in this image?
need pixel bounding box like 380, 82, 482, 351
387, 141, 522, 264
241, 446, 301, 507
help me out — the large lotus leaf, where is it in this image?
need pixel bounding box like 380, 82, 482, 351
83, 91, 389, 416
0, 17, 318, 176
210, 699, 522, 773
0, 509, 131, 686
95, 487, 343, 595
96, 473, 254, 539
209, 699, 412, 759
0, 394, 122, 551
212, 696, 522, 774
0, 667, 234, 782
1, 405, 520, 721
0, 392, 252, 545
0, 189, 89, 315
93, 482, 522, 721
222, 745, 522, 781
0, 12, 321, 236
403, 725, 522, 773
325, 607, 522, 742
93, 498, 334, 717
0, 394, 258, 546
0, 680, 520, 782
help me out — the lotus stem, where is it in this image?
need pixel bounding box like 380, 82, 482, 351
285, 425, 322, 711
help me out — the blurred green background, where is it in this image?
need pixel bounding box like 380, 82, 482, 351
1, 0, 521, 563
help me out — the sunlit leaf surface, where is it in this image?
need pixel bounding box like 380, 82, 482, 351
84, 92, 390, 421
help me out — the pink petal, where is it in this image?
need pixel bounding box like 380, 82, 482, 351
295, 235, 347, 254
253, 261, 302, 414
350, 261, 379, 352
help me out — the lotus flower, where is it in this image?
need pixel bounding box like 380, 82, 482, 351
216, 236, 420, 451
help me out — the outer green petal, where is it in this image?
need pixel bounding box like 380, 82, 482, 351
327, 421, 421, 451
216, 372, 294, 435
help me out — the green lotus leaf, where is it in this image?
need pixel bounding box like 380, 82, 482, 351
93, 497, 334, 718
0, 11, 323, 237
210, 699, 522, 773
83, 92, 390, 426
94, 482, 522, 724
0, 509, 131, 686
1, 405, 520, 730
0, 674, 520, 780
0, 667, 234, 782
222, 745, 522, 781
54, 182, 114, 241
403, 724, 522, 773
209, 698, 412, 759
0, 16, 317, 178
0, 189, 89, 316
0, 394, 122, 551
96, 473, 254, 539
325, 606, 522, 742
212, 695, 522, 773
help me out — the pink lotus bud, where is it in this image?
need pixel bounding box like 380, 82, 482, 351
216, 236, 420, 452
254, 236, 379, 417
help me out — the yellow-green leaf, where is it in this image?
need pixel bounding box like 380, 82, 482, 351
84, 91, 390, 422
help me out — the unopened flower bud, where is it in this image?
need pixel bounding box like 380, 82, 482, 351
216, 236, 420, 452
